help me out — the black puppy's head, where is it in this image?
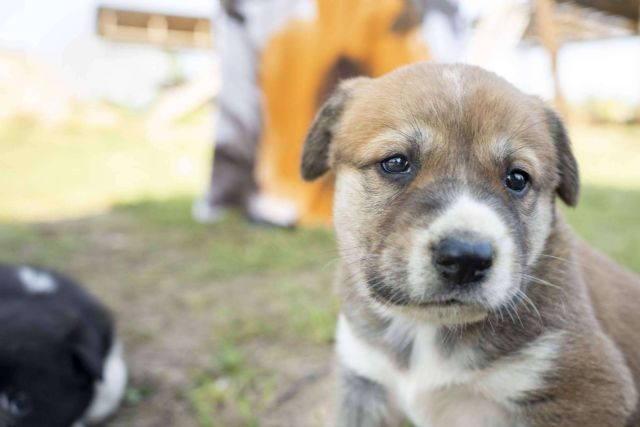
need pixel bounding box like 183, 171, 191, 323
0, 266, 112, 427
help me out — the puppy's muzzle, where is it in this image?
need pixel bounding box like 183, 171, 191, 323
432, 234, 494, 287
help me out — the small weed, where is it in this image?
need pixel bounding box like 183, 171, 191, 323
189, 341, 277, 427
124, 383, 155, 406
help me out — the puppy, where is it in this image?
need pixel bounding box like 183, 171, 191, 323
301, 63, 640, 427
0, 264, 126, 427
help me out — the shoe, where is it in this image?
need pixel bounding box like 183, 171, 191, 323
247, 194, 298, 228
191, 197, 227, 223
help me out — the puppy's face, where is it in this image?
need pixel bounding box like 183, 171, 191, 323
0, 309, 103, 427
302, 64, 579, 324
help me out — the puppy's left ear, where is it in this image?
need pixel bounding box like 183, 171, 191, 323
301, 77, 369, 181
70, 325, 105, 381
545, 109, 580, 206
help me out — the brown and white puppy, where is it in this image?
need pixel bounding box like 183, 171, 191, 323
301, 63, 640, 427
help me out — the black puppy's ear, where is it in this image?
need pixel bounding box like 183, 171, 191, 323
545, 109, 580, 206
301, 78, 368, 181
70, 327, 105, 381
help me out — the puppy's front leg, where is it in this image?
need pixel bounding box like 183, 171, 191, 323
335, 367, 402, 427
522, 332, 638, 427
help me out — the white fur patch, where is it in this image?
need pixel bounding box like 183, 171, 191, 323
407, 194, 516, 307
337, 315, 397, 387
82, 339, 127, 424
474, 331, 562, 402
337, 315, 562, 427
17, 266, 57, 294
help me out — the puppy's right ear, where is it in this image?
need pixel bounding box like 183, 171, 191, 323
545, 108, 580, 206
70, 326, 105, 381
301, 78, 368, 181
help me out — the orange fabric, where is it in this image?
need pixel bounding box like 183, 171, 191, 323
257, 0, 429, 225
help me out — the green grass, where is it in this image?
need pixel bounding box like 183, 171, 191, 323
0, 112, 211, 221
189, 340, 278, 427
0, 221, 85, 267
117, 196, 337, 279
562, 186, 640, 271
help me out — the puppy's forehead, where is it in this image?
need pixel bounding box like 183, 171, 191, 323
336, 63, 550, 160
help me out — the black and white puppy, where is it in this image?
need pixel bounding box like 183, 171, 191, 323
0, 264, 126, 427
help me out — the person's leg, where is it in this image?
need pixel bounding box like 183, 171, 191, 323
193, 2, 262, 223
192, 141, 257, 223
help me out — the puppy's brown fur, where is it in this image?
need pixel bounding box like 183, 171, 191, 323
302, 63, 640, 426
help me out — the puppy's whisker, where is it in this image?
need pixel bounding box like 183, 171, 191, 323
537, 253, 596, 273
520, 273, 565, 293
514, 288, 543, 325
509, 297, 525, 328
501, 301, 517, 326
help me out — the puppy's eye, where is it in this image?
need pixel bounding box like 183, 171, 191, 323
380, 155, 411, 174
505, 169, 530, 193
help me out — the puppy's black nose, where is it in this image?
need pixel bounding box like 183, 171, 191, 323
432, 237, 494, 285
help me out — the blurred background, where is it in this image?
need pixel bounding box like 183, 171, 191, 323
0, 0, 639, 426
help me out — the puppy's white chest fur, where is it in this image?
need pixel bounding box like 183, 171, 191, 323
336, 315, 561, 427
